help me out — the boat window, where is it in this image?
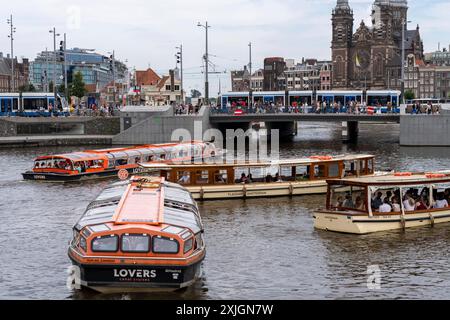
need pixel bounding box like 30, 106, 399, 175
359, 160, 367, 175
160, 154, 166, 160
115, 159, 128, 166
177, 171, 191, 185
153, 236, 179, 254
121, 234, 150, 253
328, 163, 340, 178
280, 166, 294, 182
344, 161, 357, 177
91, 235, 119, 252
368, 159, 374, 174
295, 166, 310, 181
329, 185, 367, 212
214, 170, 228, 184
431, 184, 450, 210
184, 238, 194, 254
196, 170, 209, 185
371, 187, 402, 214
80, 236, 87, 252
314, 165, 326, 179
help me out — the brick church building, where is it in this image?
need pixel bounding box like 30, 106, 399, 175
331, 0, 424, 90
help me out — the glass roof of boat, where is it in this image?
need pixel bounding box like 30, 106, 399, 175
328, 172, 450, 186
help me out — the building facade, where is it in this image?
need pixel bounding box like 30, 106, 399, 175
139, 69, 182, 106
231, 66, 264, 92
331, 0, 424, 90
0, 52, 30, 92
263, 57, 286, 91
29, 48, 128, 93
425, 47, 450, 66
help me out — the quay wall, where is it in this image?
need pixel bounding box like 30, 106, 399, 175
112, 106, 212, 145
0, 117, 120, 137
400, 115, 450, 146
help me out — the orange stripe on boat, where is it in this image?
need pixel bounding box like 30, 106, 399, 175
112, 176, 165, 226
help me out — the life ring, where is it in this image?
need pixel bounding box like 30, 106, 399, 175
310, 156, 333, 161
425, 173, 446, 179
394, 172, 412, 177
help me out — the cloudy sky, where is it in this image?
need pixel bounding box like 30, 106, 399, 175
1, 0, 449, 96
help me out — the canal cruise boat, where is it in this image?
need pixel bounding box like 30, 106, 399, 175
68, 176, 205, 293
139, 154, 376, 200
22, 141, 219, 182
314, 172, 450, 234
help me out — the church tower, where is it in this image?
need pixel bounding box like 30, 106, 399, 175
332, 0, 354, 89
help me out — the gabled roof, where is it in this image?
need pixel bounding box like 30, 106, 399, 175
157, 76, 170, 90
136, 68, 161, 86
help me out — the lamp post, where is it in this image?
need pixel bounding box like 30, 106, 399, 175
7, 15, 16, 92
197, 21, 211, 105
49, 28, 60, 108
248, 42, 252, 107
108, 51, 116, 106
401, 19, 412, 104
176, 45, 184, 104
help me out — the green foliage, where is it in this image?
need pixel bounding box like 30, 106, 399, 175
404, 90, 415, 101
69, 71, 87, 98
18, 83, 36, 93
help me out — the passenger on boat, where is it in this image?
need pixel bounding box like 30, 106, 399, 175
178, 172, 190, 184
335, 197, 344, 209
415, 196, 430, 211
355, 196, 365, 211
379, 198, 392, 213
265, 174, 274, 183
35, 162, 40, 168
384, 191, 393, 205
239, 173, 249, 184
215, 173, 226, 183
371, 192, 383, 210
275, 173, 283, 183
391, 197, 401, 212
343, 194, 355, 209
434, 193, 449, 209
403, 194, 416, 212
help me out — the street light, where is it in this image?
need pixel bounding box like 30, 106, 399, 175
401, 19, 412, 104
49, 28, 61, 108
7, 15, 16, 92
197, 21, 211, 105
176, 45, 184, 104
108, 51, 116, 105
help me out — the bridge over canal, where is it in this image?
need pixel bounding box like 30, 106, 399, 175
209, 112, 401, 141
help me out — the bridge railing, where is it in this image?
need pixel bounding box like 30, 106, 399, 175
210, 105, 401, 116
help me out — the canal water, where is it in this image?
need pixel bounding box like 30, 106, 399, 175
1, 122, 450, 300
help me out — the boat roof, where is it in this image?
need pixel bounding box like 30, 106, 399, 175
34, 141, 210, 162
140, 154, 375, 169
327, 171, 450, 186
75, 177, 202, 234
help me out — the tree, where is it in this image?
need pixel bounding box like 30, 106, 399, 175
18, 83, 36, 93
191, 89, 202, 98
70, 71, 87, 98
58, 84, 66, 95
49, 81, 54, 93
404, 90, 415, 101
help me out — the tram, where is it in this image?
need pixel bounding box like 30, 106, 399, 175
0, 92, 69, 117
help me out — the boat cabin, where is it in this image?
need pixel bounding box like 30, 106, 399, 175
143, 155, 375, 187
325, 172, 450, 217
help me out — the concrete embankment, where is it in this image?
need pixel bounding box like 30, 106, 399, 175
400, 115, 450, 146
0, 116, 120, 147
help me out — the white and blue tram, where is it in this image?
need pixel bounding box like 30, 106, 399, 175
0, 92, 68, 117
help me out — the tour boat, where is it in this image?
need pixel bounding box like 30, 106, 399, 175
314, 172, 450, 234
68, 176, 205, 293
139, 154, 376, 200
22, 141, 220, 182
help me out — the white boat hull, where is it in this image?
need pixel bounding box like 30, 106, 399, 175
187, 181, 329, 200
314, 210, 450, 234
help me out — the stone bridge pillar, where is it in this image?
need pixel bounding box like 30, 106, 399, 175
342, 121, 359, 142
266, 121, 297, 140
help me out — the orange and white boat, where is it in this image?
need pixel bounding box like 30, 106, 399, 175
68, 176, 205, 293
22, 141, 220, 182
